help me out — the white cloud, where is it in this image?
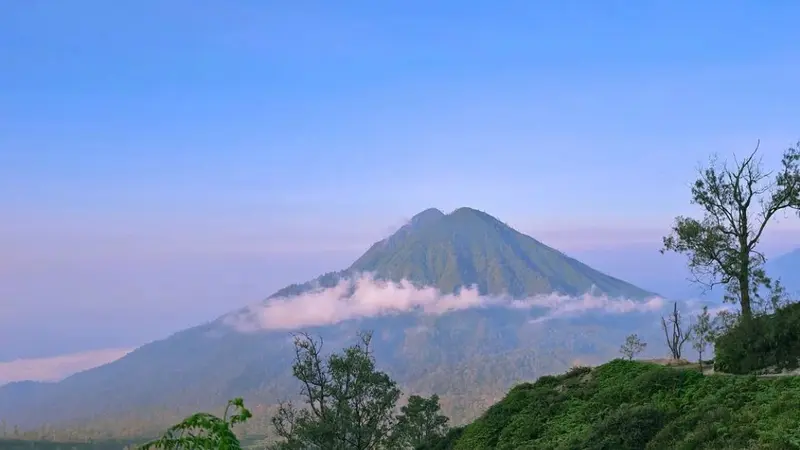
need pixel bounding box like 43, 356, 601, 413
523, 295, 666, 323
0, 348, 133, 386
223, 272, 666, 332
682, 297, 738, 317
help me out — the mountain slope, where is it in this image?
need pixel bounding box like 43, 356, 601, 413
0, 207, 660, 436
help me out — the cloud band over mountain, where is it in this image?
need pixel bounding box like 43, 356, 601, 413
223, 272, 666, 332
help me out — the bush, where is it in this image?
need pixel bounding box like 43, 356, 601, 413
715, 302, 800, 374
562, 365, 592, 380
579, 405, 667, 450
416, 427, 464, 450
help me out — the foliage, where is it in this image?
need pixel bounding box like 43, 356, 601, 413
269, 331, 451, 450
662, 140, 800, 320
691, 306, 714, 371
619, 334, 646, 361
439, 359, 800, 449
715, 301, 800, 374
661, 302, 691, 360
414, 427, 463, 450
391, 394, 449, 449
137, 398, 251, 450
270, 331, 402, 450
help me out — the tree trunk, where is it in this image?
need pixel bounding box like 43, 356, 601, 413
738, 234, 752, 320
740, 273, 752, 320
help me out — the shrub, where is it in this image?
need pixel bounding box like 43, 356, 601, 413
579, 405, 667, 450
715, 302, 800, 374
562, 365, 592, 380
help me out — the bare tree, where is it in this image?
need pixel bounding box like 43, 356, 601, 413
619, 334, 647, 361
662, 140, 800, 321
662, 302, 692, 360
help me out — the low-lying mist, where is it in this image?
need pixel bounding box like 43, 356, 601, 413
224, 272, 666, 332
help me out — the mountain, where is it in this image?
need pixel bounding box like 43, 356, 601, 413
271, 207, 654, 300
768, 248, 800, 298
0, 207, 662, 437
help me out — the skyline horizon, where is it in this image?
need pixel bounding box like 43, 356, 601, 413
3, 2, 800, 390
3, 206, 799, 363
2, 213, 797, 379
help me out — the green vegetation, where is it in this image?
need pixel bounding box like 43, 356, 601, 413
141, 331, 450, 449
715, 301, 800, 375
138, 398, 251, 450
441, 359, 800, 449
690, 305, 713, 372
619, 334, 646, 361
137, 295, 800, 449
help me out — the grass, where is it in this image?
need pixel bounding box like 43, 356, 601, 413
436, 359, 800, 450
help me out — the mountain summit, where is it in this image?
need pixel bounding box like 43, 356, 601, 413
277, 207, 654, 300
0, 207, 658, 432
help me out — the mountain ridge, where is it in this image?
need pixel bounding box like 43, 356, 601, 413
271, 207, 655, 301
0, 207, 662, 434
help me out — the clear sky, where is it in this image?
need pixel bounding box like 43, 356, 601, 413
2, 1, 800, 363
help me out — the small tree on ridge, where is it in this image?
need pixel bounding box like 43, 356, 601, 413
691, 305, 714, 372
620, 334, 647, 361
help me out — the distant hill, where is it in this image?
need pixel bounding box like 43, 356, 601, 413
434, 360, 800, 449
0, 207, 662, 437
769, 248, 800, 299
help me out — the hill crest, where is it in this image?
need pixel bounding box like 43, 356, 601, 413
274, 207, 655, 301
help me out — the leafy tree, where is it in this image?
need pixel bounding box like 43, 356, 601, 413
690, 306, 713, 371
661, 302, 691, 360
661, 140, 800, 320
271, 330, 402, 450
391, 394, 449, 449
619, 334, 647, 361
138, 397, 252, 450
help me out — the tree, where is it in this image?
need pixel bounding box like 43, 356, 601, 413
690, 306, 714, 372
661, 302, 691, 360
390, 394, 449, 449
271, 330, 402, 450
138, 398, 252, 450
619, 334, 647, 361
661, 140, 800, 321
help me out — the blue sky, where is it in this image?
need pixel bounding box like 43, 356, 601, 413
2, 1, 800, 361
